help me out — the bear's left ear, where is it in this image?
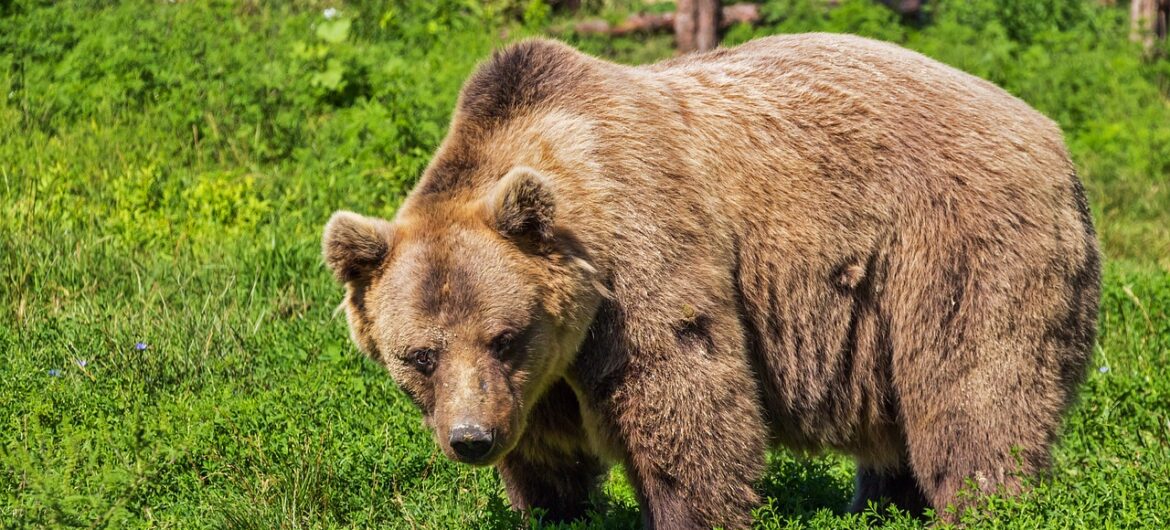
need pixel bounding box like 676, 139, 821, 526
485, 166, 557, 248
322, 211, 395, 284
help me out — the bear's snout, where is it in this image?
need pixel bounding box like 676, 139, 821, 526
449, 424, 495, 462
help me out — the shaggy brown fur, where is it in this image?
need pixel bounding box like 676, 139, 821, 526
322, 34, 1100, 528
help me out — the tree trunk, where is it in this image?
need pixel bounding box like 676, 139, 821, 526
675, 0, 720, 54
1161, 0, 1170, 41
696, 0, 719, 52
674, 0, 697, 54
1130, 0, 1170, 49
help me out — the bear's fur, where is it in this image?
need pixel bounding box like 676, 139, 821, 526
323, 34, 1100, 528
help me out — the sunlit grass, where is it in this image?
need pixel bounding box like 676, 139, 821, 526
2, 1, 1168, 528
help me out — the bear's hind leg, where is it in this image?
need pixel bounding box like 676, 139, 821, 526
893, 325, 1071, 521
897, 399, 1052, 521
888, 231, 1093, 521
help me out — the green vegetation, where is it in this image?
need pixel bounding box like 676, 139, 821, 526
1, 0, 1167, 528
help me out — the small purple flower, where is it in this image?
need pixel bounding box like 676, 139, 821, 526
1098, 366, 1110, 374
48, 369, 62, 377
76, 359, 88, 368
134, 342, 148, 351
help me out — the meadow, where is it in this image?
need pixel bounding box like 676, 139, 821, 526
1, 0, 1168, 528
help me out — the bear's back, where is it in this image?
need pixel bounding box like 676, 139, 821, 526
637, 33, 1071, 191
606, 33, 1079, 267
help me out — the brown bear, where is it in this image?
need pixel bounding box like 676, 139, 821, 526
322, 34, 1100, 528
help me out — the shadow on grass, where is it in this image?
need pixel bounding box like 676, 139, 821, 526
474, 454, 856, 529
473, 488, 641, 530
755, 455, 856, 520
755, 455, 932, 528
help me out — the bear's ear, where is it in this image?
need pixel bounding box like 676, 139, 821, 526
485, 166, 557, 247
322, 211, 395, 284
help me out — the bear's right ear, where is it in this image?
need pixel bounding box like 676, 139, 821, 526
322, 211, 395, 284
485, 166, 557, 248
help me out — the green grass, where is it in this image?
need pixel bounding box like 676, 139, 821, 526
2, 0, 1169, 528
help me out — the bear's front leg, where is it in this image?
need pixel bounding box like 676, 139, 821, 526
579, 306, 768, 529
495, 380, 606, 523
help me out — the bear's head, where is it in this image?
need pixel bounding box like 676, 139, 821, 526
323, 167, 604, 465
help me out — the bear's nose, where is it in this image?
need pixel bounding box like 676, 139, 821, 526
449, 424, 494, 461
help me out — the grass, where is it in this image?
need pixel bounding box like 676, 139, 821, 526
2, 0, 1169, 528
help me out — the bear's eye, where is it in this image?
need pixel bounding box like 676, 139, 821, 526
407, 348, 437, 374
489, 331, 516, 358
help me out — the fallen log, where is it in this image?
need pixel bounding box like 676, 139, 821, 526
568, 2, 760, 37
